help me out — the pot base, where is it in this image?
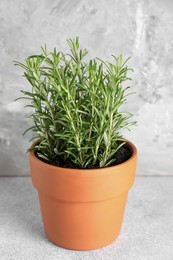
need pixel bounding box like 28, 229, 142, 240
46, 232, 120, 251
38, 192, 128, 250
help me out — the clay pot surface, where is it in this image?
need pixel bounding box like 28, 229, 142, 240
29, 140, 137, 250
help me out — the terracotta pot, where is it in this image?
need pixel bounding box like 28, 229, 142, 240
29, 140, 137, 250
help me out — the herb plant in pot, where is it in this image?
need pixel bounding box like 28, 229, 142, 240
15, 37, 137, 250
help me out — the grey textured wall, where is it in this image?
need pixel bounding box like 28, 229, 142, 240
0, 0, 173, 176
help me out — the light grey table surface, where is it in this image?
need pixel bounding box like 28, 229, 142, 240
0, 176, 173, 260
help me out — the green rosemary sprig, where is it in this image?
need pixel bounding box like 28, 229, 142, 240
15, 37, 136, 168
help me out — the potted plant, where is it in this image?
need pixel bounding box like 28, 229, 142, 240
15, 37, 137, 250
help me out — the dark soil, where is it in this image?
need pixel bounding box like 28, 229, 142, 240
36, 144, 132, 169
111, 145, 132, 165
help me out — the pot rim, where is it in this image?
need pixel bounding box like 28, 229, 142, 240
29, 139, 137, 176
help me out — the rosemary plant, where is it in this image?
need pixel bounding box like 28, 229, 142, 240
15, 37, 136, 168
